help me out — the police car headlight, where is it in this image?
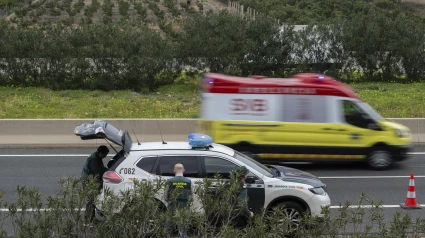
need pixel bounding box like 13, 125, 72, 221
395, 129, 408, 138
309, 187, 326, 196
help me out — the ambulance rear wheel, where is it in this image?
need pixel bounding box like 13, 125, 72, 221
367, 148, 392, 170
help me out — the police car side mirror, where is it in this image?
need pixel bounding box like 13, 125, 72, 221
245, 176, 256, 184
368, 122, 382, 131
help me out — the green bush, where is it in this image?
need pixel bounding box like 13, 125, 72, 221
84, 0, 99, 18
375, 0, 398, 10
164, 0, 180, 17
118, 0, 130, 17
2, 176, 425, 237
149, 2, 164, 20
50, 8, 61, 16
1, 9, 425, 90
134, 2, 147, 20
45, 1, 56, 9
73, 0, 85, 15
102, 0, 113, 17
14, 8, 28, 17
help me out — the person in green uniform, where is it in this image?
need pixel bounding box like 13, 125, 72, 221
81, 145, 109, 224
164, 163, 192, 238
233, 166, 254, 229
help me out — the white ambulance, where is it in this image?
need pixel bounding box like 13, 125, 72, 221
198, 73, 412, 169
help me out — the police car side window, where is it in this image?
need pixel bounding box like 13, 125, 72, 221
135, 156, 157, 173
157, 156, 200, 178
203, 156, 239, 179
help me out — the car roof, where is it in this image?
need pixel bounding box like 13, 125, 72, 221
130, 141, 235, 156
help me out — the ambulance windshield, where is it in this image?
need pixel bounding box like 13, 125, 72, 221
233, 151, 274, 177
357, 102, 384, 121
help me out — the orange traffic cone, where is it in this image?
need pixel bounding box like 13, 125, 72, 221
400, 173, 421, 209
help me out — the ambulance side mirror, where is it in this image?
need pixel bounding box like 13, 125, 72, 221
368, 122, 382, 131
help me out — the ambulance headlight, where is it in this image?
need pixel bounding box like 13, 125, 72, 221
309, 187, 326, 196
395, 129, 408, 138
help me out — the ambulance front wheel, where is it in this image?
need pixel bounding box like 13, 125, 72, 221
367, 148, 393, 170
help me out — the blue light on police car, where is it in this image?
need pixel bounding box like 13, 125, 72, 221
188, 133, 213, 147
318, 76, 325, 80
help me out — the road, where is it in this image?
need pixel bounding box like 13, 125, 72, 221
0, 147, 425, 236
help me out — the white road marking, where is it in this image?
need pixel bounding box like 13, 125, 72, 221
319, 175, 425, 179
0, 154, 116, 157
0, 208, 86, 212
329, 205, 423, 209
0, 152, 423, 157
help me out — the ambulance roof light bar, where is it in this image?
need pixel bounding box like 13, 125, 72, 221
316, 75, 325, 83
188, 133, 214, 149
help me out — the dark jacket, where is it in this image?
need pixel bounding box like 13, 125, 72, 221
235, 180, 251, 217
166, 175, 192, 211
81, 152, 107, 189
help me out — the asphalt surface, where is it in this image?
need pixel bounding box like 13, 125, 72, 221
1, 147, 425, 236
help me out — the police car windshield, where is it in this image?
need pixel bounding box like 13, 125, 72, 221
233, 151, 274, 177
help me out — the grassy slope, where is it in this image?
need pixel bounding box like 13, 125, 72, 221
353, 82, 425, 118
1, 82, 424, 119
0, 85, 199, 119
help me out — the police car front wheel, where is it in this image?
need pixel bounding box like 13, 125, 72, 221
267, 201, 305, 230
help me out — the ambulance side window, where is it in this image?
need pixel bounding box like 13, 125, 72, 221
342, 100, 371, 128
203, 156, 240, 179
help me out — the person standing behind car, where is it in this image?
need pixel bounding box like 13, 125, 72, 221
233, 166, 254, 229
81, 145, 109, 224
164, 163, 192, 238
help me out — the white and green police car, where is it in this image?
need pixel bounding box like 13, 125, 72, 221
74, 120, 331, 225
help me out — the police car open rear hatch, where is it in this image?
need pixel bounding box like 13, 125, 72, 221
74, 120, 132, 153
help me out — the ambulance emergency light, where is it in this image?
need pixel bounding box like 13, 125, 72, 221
188, 133, 213, 147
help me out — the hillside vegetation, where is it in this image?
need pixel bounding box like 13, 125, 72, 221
0, 0, 207, 30
2, 0, 425, 26
0, 0, 425, 93
224, 0, 425, 24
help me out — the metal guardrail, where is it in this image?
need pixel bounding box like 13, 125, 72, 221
0, 118, 423, 147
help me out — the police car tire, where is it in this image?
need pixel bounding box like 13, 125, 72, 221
282, 201, 305, 227
367, 148, 392, 170
269, 201, 305, 229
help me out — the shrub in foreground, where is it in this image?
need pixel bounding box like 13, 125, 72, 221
1, 177, 425, 237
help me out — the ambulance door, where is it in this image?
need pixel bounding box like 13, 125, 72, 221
336, 99, 379, 147
321, 99, 379, 156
